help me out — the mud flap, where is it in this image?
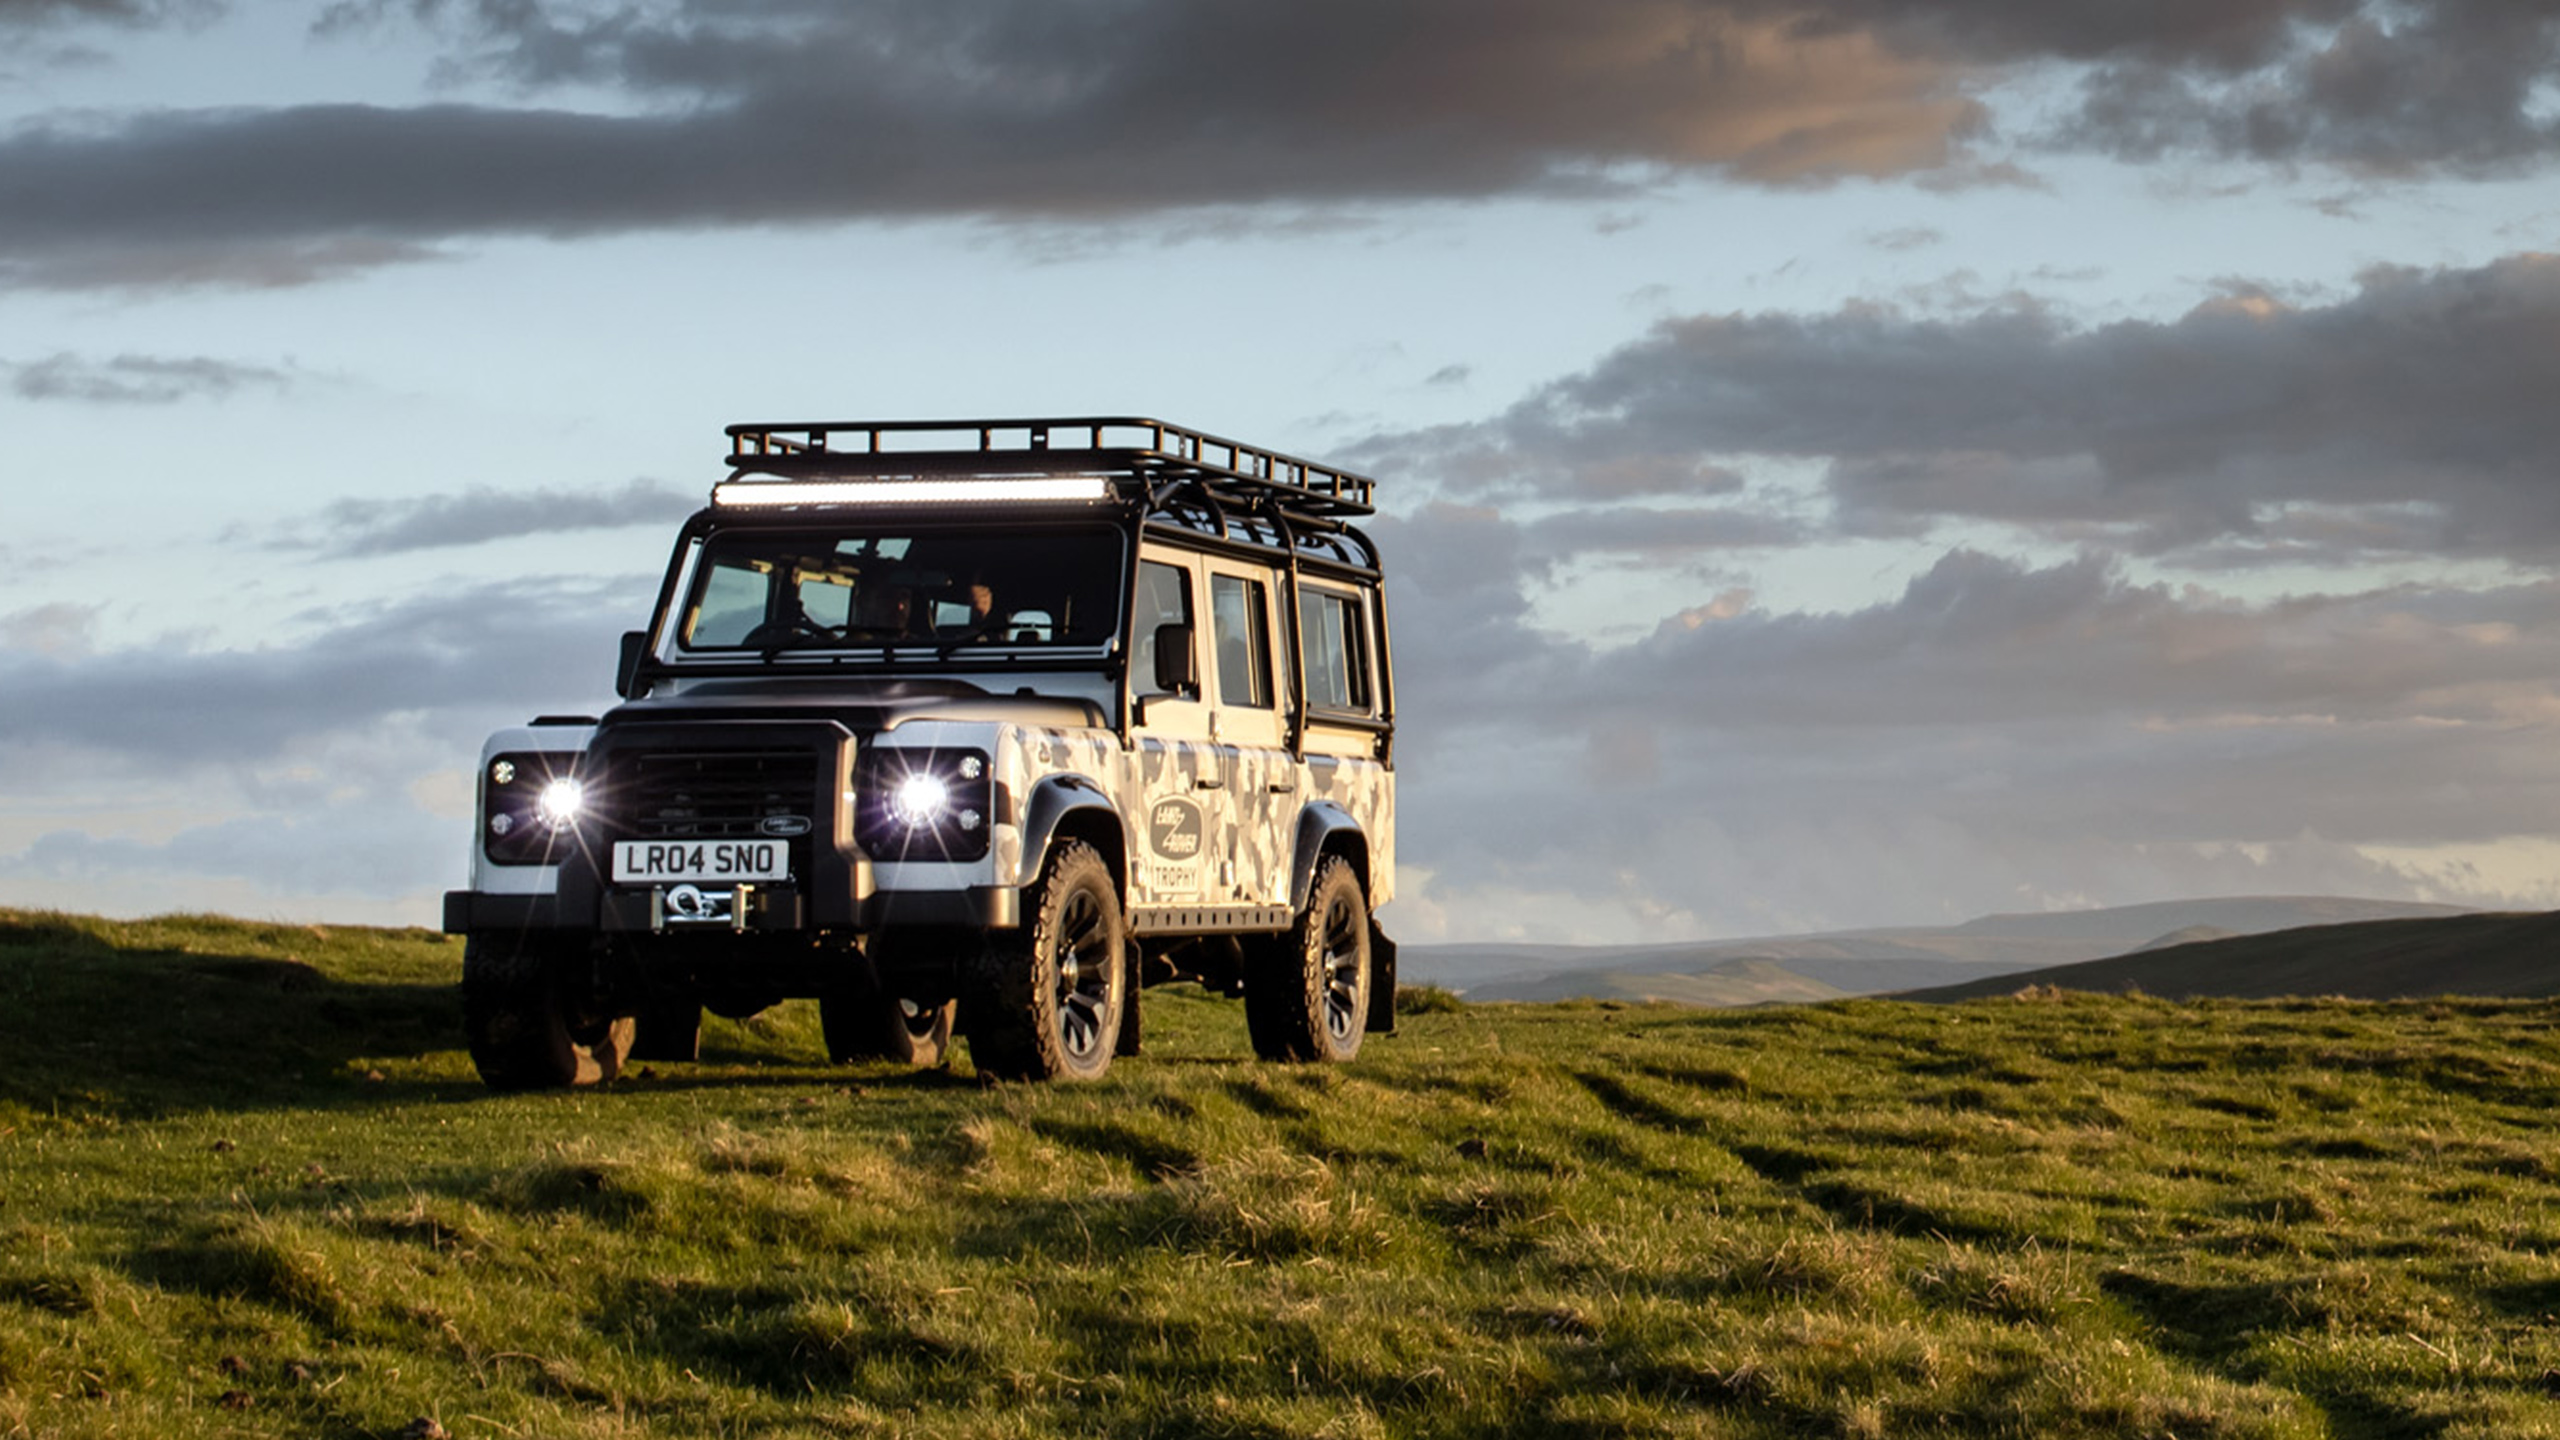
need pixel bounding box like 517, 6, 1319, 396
1365, 923, 1397, 1035
1116, 938, 1144, 1056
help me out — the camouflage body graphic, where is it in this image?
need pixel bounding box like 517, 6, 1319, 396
966, 725, 1392, 910
445, 416, 1398, 1088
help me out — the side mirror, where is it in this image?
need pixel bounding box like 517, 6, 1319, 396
1152, 622, 1197, 695
615, 630, 650, 699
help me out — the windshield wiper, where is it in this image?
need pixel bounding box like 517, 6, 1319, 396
935, 616, 1011, 659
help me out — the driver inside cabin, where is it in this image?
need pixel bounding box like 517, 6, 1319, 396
936, 576, 1002, 642
851, 582, 916, 638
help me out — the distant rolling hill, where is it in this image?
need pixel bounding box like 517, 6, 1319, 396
1901, 909, 2560, 1003
1408, 896, 2472, 1005
1441, 958, 1848, 1008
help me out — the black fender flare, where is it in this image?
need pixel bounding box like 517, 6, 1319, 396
1286, 802, 1396, 1035
1017, 773, 1130, 892
1287, 801, 1367, 912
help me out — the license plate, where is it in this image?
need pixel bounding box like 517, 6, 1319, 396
612, 840, 791, 884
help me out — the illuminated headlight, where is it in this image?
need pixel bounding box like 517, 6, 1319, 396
857, 748, 998, 861
482, 750, 585, 866
536, 776, 585, 830
889, 772, 950, 828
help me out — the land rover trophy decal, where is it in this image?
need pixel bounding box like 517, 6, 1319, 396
1149, 798, 1203, 859
1143, 796, 1206, 896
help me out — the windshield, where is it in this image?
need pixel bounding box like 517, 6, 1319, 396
676, 525, 1125, 655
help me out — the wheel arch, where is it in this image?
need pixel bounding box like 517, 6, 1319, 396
1286, 803, 1397, 1037
1019, 773, 1130, 899
1288, 801, 1369, 911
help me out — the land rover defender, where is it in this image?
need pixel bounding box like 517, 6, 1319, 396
442, 417, 1397, 1087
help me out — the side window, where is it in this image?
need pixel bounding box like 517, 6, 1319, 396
1209, 573, 1273, 710
1132, 560, 1194, 693
1298, 587, 1370, 713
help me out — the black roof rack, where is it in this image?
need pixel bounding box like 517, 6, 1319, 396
724, 416, 1376, 523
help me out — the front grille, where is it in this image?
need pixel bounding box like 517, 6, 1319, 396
616, 749, 819, 839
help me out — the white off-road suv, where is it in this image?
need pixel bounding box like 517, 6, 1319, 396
442, 418, 1397, 1087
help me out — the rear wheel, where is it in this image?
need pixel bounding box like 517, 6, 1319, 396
965, 841, 1124, 1081
1245, 856, 1370, 1063
462, 935, 633, 1089
822, 989, 957, 1066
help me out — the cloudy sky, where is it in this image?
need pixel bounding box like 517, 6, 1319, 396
5, 0, 2559, 942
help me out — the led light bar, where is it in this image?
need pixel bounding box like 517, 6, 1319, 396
713, 476, 1114, 507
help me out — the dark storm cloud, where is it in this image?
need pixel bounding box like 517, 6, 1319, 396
0, 578, 639, 771
1395, 251, 2560, 564
6, 352, 290, 403
1522, 504, 1806, 559
0, 574, 647, 903
2054, 1, 2560, 175
0, 0, 194, 25
3, 798, 454, 898
1391, 528, 2560, 750
30, 0, 2555, 289
266, 478, 702, 556
0, 0, 1981, 290
1381, 509, 2560, 933
1791, 0, 2560, 173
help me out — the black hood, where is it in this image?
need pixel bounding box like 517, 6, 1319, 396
600, 676, 1106, 735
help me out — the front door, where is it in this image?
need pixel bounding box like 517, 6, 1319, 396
1129, 555, 1217, 909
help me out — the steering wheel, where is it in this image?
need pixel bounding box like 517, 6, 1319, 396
740, 615, 834, 647
934, 613, 1014, 656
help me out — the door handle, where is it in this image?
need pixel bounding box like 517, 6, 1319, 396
1191, 777, 1226, 790
1268, 780, 1297, 794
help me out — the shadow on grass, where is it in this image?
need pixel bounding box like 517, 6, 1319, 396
2098, 1270, 2470, 1440
0, 911, 976, 1120
0, 916, 468, 1121
2100, 1269, 2330, 1353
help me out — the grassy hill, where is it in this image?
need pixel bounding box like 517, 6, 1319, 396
1421, 896, 2470, 1003
1453, 957, 1847, 1007
1905, 910, 2560, 1004
9, 907, 2560, 1437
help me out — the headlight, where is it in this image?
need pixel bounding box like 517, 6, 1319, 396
483, 751, 585, 866
889, 772, 951, 828
536, 776, 585, 830
857, 748, 997, 861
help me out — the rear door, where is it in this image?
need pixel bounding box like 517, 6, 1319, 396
1204, 559, 1291, 909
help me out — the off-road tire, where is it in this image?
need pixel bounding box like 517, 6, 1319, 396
965, 840, 1125, 1081
823, 990, 956, 1066
462, 935, 633, 1090
1245, 856, 1370, 1063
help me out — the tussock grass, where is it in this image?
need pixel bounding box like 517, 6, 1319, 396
8, 908, 2560, 1436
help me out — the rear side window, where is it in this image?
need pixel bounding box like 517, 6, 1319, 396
1298, 587, 1370, 713
1209, 574, 1273, 709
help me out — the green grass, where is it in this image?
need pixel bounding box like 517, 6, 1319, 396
8, 909, 2560, 1437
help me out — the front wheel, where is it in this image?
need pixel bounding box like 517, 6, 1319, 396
462, 936, 632, 1090
1245, 856, 1370, 1063
965, 841, 1125, 1081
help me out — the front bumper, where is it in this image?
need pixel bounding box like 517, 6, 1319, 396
443, 883, 1020, 936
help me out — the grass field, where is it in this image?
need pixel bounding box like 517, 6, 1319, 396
7, 908, 2560, 1438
